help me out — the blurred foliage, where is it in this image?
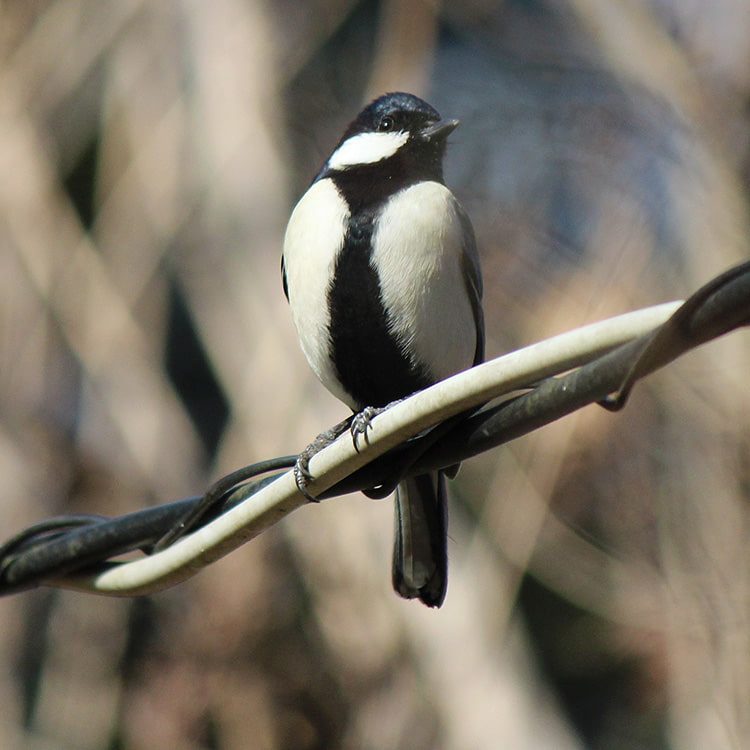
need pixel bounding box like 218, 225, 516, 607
1, 1, 750, 748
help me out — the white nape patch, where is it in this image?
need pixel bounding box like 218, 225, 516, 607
282, 178, 356, 408
327, 131, 409, 171
372, 182, 478, 380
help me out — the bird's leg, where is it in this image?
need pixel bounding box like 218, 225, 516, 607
294, 416, 353, 501
296, 397, 406, 500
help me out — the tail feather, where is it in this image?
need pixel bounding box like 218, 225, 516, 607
392, 471, 448, 607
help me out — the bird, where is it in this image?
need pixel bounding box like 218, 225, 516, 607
282, 92, 484, 607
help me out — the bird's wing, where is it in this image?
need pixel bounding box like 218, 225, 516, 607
457, 203, 485, 365
281, 254, 289, 301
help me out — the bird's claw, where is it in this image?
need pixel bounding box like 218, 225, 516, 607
350, 406, 384, 452
293, 417, 353, 502
294, 450, 318, 502
351, 397, 408, 451
294, 401, 399, 499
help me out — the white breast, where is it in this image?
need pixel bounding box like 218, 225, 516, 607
373, 182, 477, 380
282, 178, 355, 406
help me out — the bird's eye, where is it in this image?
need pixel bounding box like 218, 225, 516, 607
378, 116, 395, 132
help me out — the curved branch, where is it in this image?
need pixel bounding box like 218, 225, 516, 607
1, 259, 748, 597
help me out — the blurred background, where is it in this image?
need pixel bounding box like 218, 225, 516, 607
1, 1, 750, 748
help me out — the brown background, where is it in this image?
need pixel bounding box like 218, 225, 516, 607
1, 2, 750, 748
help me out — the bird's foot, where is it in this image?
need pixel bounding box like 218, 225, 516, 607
294, 417, 352, 501
350, 398, 406, 452
295, 399, 404, 499
350, 406, 383, 452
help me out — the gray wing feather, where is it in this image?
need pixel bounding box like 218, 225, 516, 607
457, 204, 485, 365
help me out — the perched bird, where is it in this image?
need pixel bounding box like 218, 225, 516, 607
282, 92, 484, 607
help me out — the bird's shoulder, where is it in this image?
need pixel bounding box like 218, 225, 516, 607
283, 178, 349, 262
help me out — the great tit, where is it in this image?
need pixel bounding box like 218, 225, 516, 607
282, 92, 484, 607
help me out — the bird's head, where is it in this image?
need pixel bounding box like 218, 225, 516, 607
324, 92, 458, 180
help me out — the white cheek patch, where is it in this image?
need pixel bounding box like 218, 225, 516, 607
327, 131, 409, 170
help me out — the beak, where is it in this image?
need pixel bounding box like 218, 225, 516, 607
420, 118, 459, 141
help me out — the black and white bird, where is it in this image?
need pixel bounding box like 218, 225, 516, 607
282, 92, 484, 607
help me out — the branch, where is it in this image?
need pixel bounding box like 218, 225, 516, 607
1, 260, 748, 597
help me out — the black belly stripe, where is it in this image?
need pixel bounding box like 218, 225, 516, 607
327, 210, 432, 410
